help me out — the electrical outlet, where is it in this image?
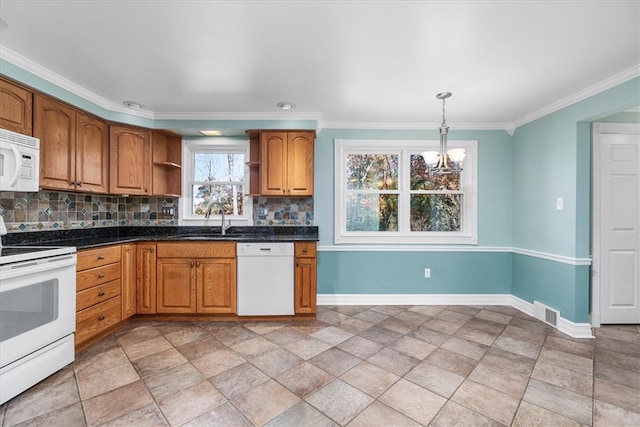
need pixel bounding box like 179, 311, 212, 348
424, 268, 431, 278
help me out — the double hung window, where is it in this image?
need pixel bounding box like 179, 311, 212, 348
335, 139, 477, 244
181, 139, 251, 223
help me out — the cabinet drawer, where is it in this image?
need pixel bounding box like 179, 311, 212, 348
157, 242, 236, 258
294, 242, 316, 258
77, 246, 121, 271
76, 279, 121, 312
76, 263, 121, 291
75, 296, 122, 345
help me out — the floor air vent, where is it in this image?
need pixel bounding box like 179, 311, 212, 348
533, 301, 560, 327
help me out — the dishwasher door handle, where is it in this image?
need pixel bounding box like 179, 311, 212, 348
259, 248, 272, 252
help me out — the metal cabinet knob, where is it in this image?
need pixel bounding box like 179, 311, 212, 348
98, 291, 105, 297
98, 315, 105, 321
98, 273, 105, 278
97, 255, 105, 260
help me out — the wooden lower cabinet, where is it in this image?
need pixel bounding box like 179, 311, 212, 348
75, 245, 123, 349
76, 296, 122, 345
157, 258, 196, 313
197, 258, 236, 314
294, 242, 317, 314
136, 244, 157, 314
156, 242, 237, 314
121, 243, 137, 319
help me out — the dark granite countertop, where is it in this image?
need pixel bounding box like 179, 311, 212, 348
2, 226, 319, 249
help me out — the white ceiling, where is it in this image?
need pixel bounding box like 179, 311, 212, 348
0, 0, 638, 131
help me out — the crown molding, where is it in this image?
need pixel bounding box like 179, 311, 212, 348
0, 46, 156, 120
508, 64, 640, 130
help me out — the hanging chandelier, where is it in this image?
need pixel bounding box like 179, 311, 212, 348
421, 92, 465, 175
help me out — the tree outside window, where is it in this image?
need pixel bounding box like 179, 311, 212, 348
335, 139, 477, 245
192, 153, 244, 216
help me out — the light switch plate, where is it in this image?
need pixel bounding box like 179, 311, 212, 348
556, 197, 564, 210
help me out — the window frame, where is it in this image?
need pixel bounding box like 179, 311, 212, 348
180, 138, 252, 225
334, 139, 478, 245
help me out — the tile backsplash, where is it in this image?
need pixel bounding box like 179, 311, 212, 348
252, 197, 314, 226
0, 191, 314, 232
0, 191, 178, 232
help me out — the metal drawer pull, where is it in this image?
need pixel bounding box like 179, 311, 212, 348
98, 315, 105, 321
98, 273, 105, 278
98, 291, 105, 297
97, 255, 105, 260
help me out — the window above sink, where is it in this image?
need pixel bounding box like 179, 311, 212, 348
181, 139, 253, 226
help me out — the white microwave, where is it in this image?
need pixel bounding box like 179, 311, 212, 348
0, 128, 39, 192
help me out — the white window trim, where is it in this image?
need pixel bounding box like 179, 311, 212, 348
180, 138, 253, 225
334, 139, 477, 245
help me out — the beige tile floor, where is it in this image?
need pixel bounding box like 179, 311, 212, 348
1, 305, 639, 426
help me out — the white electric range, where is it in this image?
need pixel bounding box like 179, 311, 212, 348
0, 242, 77, 404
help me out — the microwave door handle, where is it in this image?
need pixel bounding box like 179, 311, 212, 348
9, 145, 21, 186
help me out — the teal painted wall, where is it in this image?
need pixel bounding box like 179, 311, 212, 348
512, 254, 590, 322
599, 111, 640, 123
511, 77, 639, 322
512, 77, 639, 258
318, 251, 512, 295
314, 128, 513, 247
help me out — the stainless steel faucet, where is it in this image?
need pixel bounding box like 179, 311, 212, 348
220, 208, 232, 235
204, 203, 231, 235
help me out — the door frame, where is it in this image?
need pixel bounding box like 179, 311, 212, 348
591, 122, 640, 326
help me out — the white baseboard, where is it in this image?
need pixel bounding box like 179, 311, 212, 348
317, 294, 594, 339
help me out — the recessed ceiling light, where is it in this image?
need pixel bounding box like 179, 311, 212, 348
0, 19, 8, 30
277, 102, 295, 110
123, 100, 143, 109
199, 130, 223, 136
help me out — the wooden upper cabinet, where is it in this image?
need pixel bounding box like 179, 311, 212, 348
35, 94, 108, 193
0, 78, 33, 136
260, 132, 288, 195
260, 131, 314, 196
76, 113, 108, 193
151, 130, 182, 197
35, 94, 76, 191
287, 132, 314, 195
109, 125, 151, 195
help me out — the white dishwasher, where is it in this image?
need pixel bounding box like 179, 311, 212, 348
237, 242, 294, 315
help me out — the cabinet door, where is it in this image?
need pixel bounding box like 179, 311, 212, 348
157, 258, 197, 313
294, 257, 317, 314
260, 131, 288, 195
0, 78, 33, 135
196, 258, 236, 314
110, 125, 151, 195
76, 113, 108, 194
287, 132, 314, 196
136, 244, 157, 314
121, 244, 136, 319
35, 95, 76, 191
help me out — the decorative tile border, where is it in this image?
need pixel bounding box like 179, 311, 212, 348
252, 196, 314, 226
0, 190, 179, 232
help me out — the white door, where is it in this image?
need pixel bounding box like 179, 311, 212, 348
594, 123, 640, 324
